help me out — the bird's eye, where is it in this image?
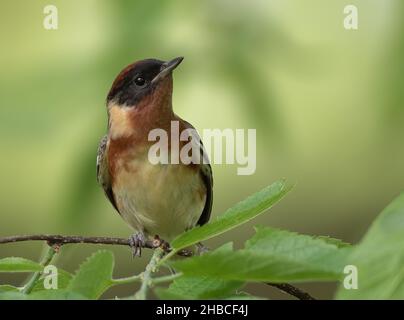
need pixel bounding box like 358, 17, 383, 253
134, 77, 146, 86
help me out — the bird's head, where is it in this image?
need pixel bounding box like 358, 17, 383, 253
107, 57, 183, 108
106, 57, 183, 140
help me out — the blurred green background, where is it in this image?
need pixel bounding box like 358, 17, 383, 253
1, 0, 403, 299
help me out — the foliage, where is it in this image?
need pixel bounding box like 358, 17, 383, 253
0, 180, 403, 300
0, 258, 42, 273
170, 227, 351, 283
336, 192, 404, 299
171, 179, 290, 251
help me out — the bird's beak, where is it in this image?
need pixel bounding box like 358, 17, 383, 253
152, 56, 184, 85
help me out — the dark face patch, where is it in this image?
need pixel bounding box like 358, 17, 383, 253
107, 59, 165, 106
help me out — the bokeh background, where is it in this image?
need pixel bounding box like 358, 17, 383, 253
1, 0, 403, 299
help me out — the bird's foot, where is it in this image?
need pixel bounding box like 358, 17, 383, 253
196, 242, 210, 256
128, 232, 146, 257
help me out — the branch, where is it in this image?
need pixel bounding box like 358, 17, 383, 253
266, 283, 315, 300
0, 234, 316, 300
0, 234, 154, 248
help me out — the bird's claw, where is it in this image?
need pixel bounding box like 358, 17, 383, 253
129, 233, 146, 257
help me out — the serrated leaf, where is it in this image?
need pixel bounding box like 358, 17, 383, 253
245, 226, 349, 262
314, 236, 351, 248
31, 269, 73, 293
171, 180, 291, 251
336, 193, 404, 299
0, 257, 42, 272
67, 250, 114, 299
156, 275, 244, 300
172, 227, 350, 283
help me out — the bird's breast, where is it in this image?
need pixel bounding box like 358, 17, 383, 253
110, 148, 206, 241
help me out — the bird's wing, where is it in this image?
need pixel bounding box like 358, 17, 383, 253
96, 135, 119, 212
197, 159, 213, 226
181, 119, 213, 226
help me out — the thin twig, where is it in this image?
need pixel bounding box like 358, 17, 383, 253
111, 274, 142, 285
22, 246, 57, 294
0, 234, 316, 300
266, 283, 316, 300
0, 234, 193, 255
0, 234, 154, 248
134, 247, 165, 300
151, 272, 183, 285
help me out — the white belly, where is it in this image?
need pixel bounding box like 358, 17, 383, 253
113, 157, 206, 241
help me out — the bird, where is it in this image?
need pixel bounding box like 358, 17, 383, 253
96, 57, 213, 256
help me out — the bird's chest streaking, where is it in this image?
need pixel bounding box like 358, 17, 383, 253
110, 147, 206, 241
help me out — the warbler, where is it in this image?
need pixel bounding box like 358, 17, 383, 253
97, 57, 213, 256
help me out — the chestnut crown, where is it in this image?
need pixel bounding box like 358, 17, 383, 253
107, 57, 183, 106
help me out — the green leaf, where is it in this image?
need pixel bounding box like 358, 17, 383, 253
314, 236, 351, 248
245, 226, 349, 260
172, 227, 350, 283
336, 193, 404, 299
29, 290, 87, 300
171, 180, 291, 251
0, 285, 20, 293
156, 275, 244, 300
154, 289, 189, 300
0, 290, 87, 300
223, 291, 266, 300
31, 269, 73, 293
0, 257, 42, 272
0, 291, 27, 300
67, 250, 114, 299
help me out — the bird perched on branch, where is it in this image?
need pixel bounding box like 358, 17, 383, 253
97, 57, 213, 256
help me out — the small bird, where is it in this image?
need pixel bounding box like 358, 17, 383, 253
97, 57, 213, 256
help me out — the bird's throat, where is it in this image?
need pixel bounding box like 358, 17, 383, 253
108, 104, 135, 139
108, 101, 173, 141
